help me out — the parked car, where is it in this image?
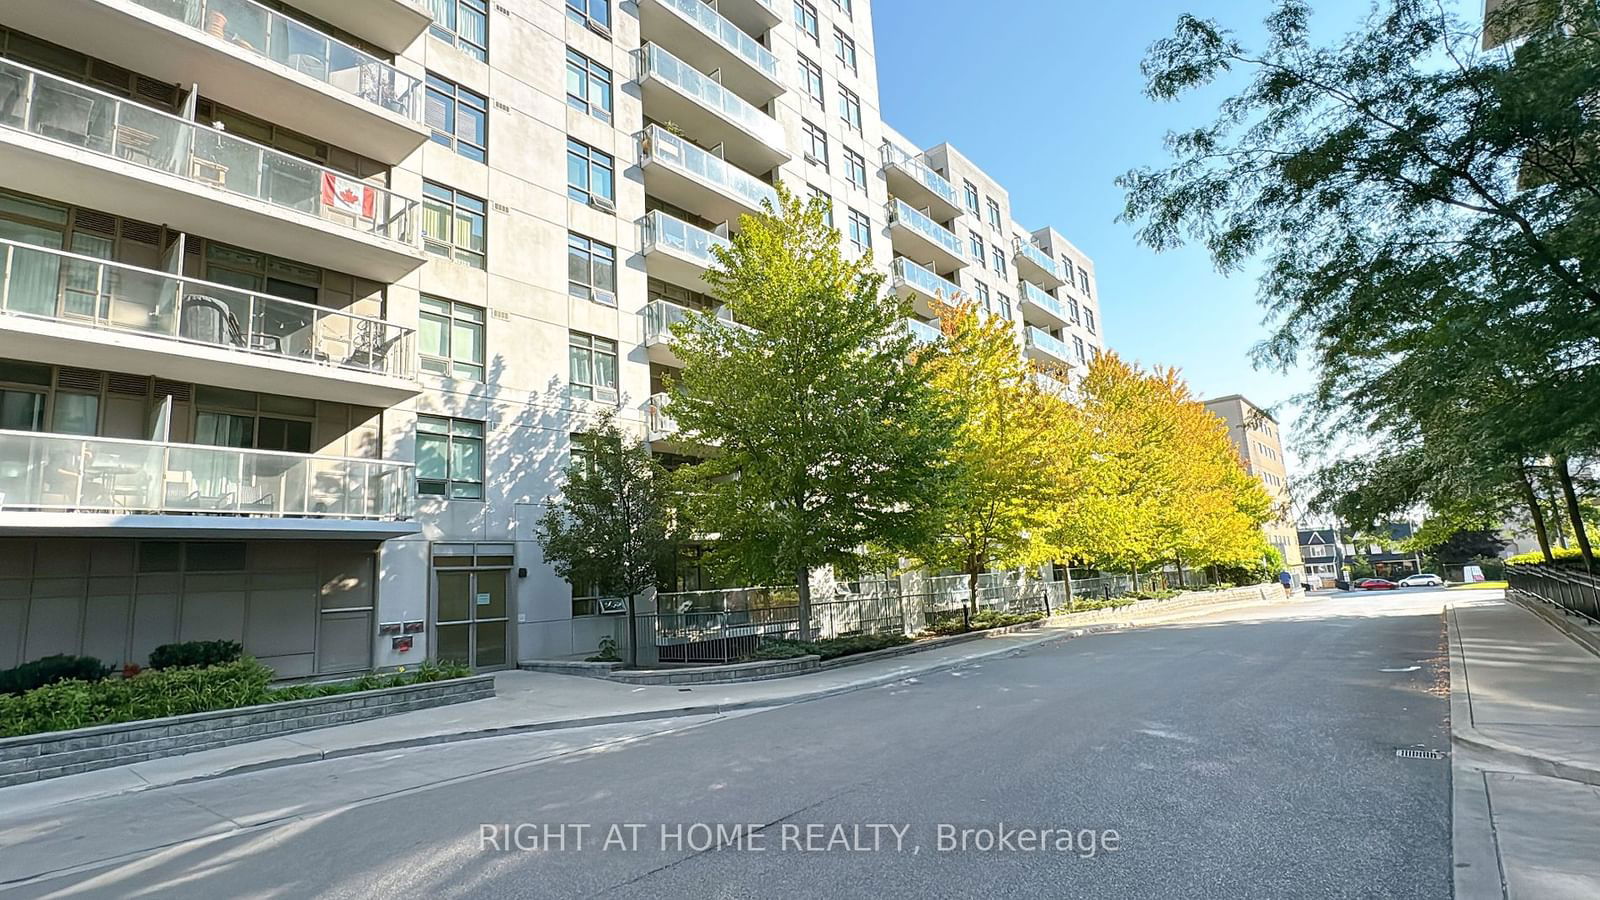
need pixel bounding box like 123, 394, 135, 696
1398, 573, 1445, 587
1357, 578, 1399, 591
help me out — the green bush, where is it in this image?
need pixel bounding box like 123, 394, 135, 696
752, 632, 913, 661
919, 609, 1047, 637
0, 655, 112, 696
1067, 597, 1139, 612
148, 640, 244, 670
0, 658, 473, 739
1506, 547, 1584, 566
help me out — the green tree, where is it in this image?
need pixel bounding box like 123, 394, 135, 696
534, 412, 679, 667
665, 186, 958, 638
914, 302, 1082, 612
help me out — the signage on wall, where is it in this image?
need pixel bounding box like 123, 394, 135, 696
391, 636, 414, 652
598, 597, 627, 615
378, 622, 402, 636
403, 621, 425, 635
476, 592, 492, 607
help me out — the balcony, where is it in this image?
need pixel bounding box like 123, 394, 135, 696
0, 238, 418, 407
712, 0, 781, 38
276, 0, 433, 54
647, 392, 677, 442
0, 59, 425, 283
639, 0, 784, 102
640, 125, 778, 226
1034, 371, 1071, 397
890, 257, 965, 319
1017, 279, 1069, 328
0, 429, 416, 539
881, 143, 961, 222
1014, 237, 1066, 289
637, 43, 790, 174
642, 298, 742, 367
4, 0, 427, 165
905, 317, 941, 346
1024, 326, 1073, 368
640, 210, 730, 295
887, 199, 966, 273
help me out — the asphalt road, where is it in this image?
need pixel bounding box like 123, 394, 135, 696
3, 591, 1454, 899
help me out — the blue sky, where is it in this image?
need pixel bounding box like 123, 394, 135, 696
871, 0, 1389, 455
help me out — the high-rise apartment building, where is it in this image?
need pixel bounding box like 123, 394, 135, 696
0, 0, 1104, 675
1202, 395, 1303, 577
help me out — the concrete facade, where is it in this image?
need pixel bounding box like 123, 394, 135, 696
1202, 394, 1304, 574
0, 0, 1107, 673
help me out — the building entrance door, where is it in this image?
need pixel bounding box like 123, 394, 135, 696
434, 568, 509, 670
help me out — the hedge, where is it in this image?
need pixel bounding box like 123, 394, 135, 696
1506, 547, 1585, 566
752, 632, 913, 661
0, 658, 471, 739
0, 655, 112, 696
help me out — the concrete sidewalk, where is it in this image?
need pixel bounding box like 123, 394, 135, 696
0, 590, 1295, 817
1449, 598, 1600, 899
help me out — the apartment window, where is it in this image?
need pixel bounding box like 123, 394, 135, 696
567, 0, 611, 31
969, 230, 984, 260
803, 120, 829, 170
795, 1, 819, 43
799, 55, 824, 106
566, 49, 613, 123
847, 208, 871, 253
417, 415, 485, 500
566, 139, 615, 206
567, 234, 617, 305
973, 280, 990, 312
422, 182, 487, 269
1084, 308, 1096, 334
996, 293, 1012, 321
1079, 266, 1092, 297
427, 0, 488, 61
963, 181, 979, 214
420, 296, 487, 381
808, 184, 834, 227
991, 244, 1007, 277
838, 86, 862, 133
986, 198, 1001, 228
1067, 297, 1081, 324
844, 148, 867, 190
834, 0, 853, 17
834, 29, 857, 72
425, 74, 487, 162
1073, 335, 1087, 363
569, 332, 619, 402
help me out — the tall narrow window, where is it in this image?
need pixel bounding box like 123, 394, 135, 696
422, 182, 487, 269
420, 296, 487, 381
799, 55, 824, 106
795, 1, 819, 43
847, 208, 871, 253
1084, 308, 1096, 334
963, 181, 979, 214
568, 234, 617, 305
427, 0, 488, 61
425, 74, 487, 162
565, 49, 613, 123
567, 0, 611, 31
1078, 266, 1092, 297
417, 415, 485, 499
566, 139, 615, 205
803, 120, 829, 170
569, 332, 619, 402
986, 198, 1001, 228
833, 28, 857, 72
844, 147, 867, 190
838, 86, 862, 133
808, 184, 834, 227
991, 244, 1007, 278
969, 230, 984, 260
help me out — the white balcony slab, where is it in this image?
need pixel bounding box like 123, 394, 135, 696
887, 199, 966, 273
638, 43, 790, 174
640, 125, 778, 226
286, 0, 434, 54
639, 0, 785, 102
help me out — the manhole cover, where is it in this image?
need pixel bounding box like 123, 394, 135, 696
1395, 748, 1446, 760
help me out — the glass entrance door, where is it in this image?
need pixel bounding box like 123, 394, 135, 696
434, 568, 509, 670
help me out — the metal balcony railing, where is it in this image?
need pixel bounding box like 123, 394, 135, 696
128, 0, 424, 121
0, 237, 415, 378
0, 429, 414, 520
0, 58, 417, 244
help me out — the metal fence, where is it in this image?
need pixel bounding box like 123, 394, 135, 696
1507, 564, 1600, 624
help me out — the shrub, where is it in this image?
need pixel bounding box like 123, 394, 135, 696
919, 609, 1046, 637
0, 655, 112, 696
148, 640, 244, 670
753, 633, 913, 661
1067, 597, 1138, 613
1506, 547, 1584, 566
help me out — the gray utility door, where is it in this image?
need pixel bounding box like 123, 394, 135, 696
434, 568, 509, 670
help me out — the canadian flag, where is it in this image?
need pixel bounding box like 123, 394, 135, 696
321, 173, 375, 218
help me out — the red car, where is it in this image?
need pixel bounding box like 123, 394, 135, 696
1357, 578, 1399, 591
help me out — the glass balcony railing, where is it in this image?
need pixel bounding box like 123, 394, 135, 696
641, 210, 730, 270
0, 238, 415, 378
1026, 326, 1071, 361
889, 199, 963, 258
881, 143, 959, 211
639, 43, 785, 150
1014, 238, 1064, 281
905, 318, 941, 345
643, 298, 738, 344
0, 58, 417, 245
1018, 279, 1067, 321
127, 0, 423, 121
891, 257, 963, 303
0, 429, 414, 520
641, 125, 778, 213
648, 392, 676, 436
656, 0, 780, 83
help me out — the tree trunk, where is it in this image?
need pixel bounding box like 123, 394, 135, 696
1518, 465, 1555, 563
625, 591, 639, 668
1063, 565, 1076, 612
967, 565, 979, 616
796, 565, 813, 642
1554, 455, 1594, 570
1175, 555, 1187, 589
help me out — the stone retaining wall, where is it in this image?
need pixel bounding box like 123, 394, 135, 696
0, 675, 496, 788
